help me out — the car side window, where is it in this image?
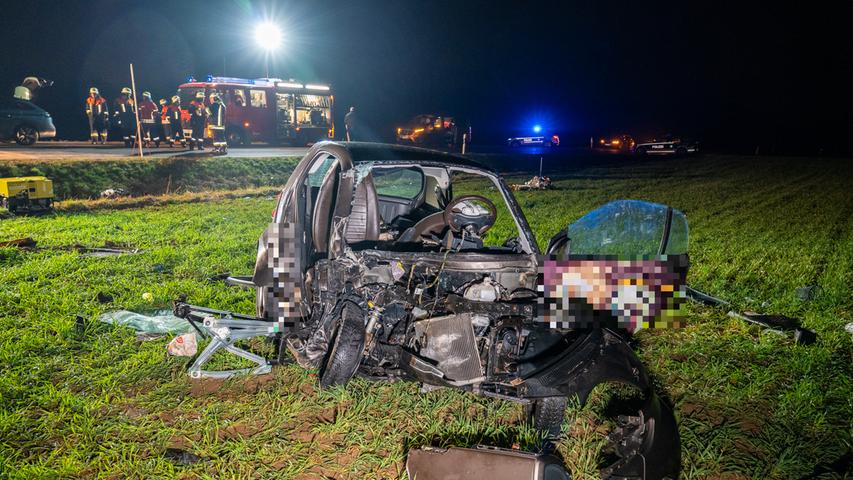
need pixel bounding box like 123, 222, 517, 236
249, 89, 267, 108
372, 168, 424, 199
307, 154, 337, 187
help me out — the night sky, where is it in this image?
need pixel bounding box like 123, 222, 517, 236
1, 0, 850, 152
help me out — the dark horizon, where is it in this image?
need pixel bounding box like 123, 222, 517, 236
1, 0, 850, 154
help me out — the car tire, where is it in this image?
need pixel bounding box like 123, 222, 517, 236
510, 140, 520, 148
319, 300, 366, 388
635, 146, 647, 156
14, 125, 38, 146
525, 396, 568, 438
675, 147, 687, 156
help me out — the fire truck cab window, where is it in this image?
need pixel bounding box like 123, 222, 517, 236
249, 89, 267, 108
179, 88, 204, 105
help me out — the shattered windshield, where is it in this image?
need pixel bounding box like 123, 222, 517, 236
566, 200, 688, 256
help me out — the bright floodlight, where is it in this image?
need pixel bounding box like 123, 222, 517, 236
533, 124, 542, 133
255, 22, 282, 51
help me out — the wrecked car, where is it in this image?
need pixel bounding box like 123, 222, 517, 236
176, 141, 688, 479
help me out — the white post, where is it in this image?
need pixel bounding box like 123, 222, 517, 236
539, 156, 543, 178
129, 63, 143, 158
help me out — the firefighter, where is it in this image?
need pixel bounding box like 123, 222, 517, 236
138, 91, 158, 147
158, 98, 171, 147
168, 95, 185, 148
84, 87, 109, 144
208, 93, 227, 153
113, 87, 136, 147
188, 91, 208, 151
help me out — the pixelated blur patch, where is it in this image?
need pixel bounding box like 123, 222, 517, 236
536, 254, 689, 332
265, 222, 302, 326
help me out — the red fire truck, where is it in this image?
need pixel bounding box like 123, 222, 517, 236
176, 76, 334, 146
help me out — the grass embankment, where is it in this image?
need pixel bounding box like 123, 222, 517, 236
0, 154, 851, 479
0, 156, 299, 199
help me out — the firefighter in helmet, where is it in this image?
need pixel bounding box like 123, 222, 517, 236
158, 98, 171, 147
188, 91, 209, 151
168, 95, 186, 148
85, 87, 109, 144
113, 87, 137, 147
208, 93, 227, 153
138, 91, 159, 147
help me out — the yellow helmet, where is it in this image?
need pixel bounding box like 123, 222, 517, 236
171, 95, 180, 103
159, 98, 167, 106
142, 91, 152, 98
89, 87, 99, 95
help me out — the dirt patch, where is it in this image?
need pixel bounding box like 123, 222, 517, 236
188, 378, 226, 398
217, 421, 266, 441
312, 406, 338, 424
119, 404, 148, 420
738, 418, 763, 435
680, 401, 726, 427
241, 374, 277, 394
335, 446, 361, 466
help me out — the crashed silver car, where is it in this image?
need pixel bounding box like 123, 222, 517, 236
176, 141, 688, 479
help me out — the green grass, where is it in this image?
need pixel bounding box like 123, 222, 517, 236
0, 156, 299, 199
1, 154, 851, 479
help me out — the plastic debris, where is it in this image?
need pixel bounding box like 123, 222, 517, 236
510, 175, 552, 191
98, 310, 194, 335
167, 333, 198, 356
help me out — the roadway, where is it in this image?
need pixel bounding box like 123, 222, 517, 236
0, 141, 309, 160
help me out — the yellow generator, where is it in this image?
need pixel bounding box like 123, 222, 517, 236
0, 176, 54, 213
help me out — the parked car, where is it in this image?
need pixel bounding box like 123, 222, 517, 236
597, 133, 635, 151
0, 99, 56, 145
176, 142, 688, 479
507, 134, 559, 147
396, 114, 459, 146
634, 134, 699, 156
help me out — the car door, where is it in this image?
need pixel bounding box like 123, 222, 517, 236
252, 145, 356, 323
0, 100, 14, 138
542, 200, 689, 332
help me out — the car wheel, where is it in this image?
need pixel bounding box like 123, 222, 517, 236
635, 146, 647, 156
525, 396, 568, 438
14, 125, 38, 146
675, 147, 687, 156
510, 140, 520, 148
319, 300, 366, 388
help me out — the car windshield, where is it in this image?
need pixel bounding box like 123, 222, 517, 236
564, 200, 688, 256
348, 163, 531, 254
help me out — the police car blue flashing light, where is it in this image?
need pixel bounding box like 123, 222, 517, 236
532, 124, 542, 133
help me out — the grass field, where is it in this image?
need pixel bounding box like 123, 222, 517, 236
1, 153, 851, 479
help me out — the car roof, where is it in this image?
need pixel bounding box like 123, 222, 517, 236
316, 141, 491, 171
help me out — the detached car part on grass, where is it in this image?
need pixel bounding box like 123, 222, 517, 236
175, 142, 687, 479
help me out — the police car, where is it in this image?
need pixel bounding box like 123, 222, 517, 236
633, 135, 699, 156
507, 134, 560, 148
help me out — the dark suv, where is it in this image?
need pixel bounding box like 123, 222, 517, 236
0, 99, 56, 145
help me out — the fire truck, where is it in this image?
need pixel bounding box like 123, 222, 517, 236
176, 76, 334, 146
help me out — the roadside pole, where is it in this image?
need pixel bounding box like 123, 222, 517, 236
129, 64, 144, 158
539, 156, 543, 178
